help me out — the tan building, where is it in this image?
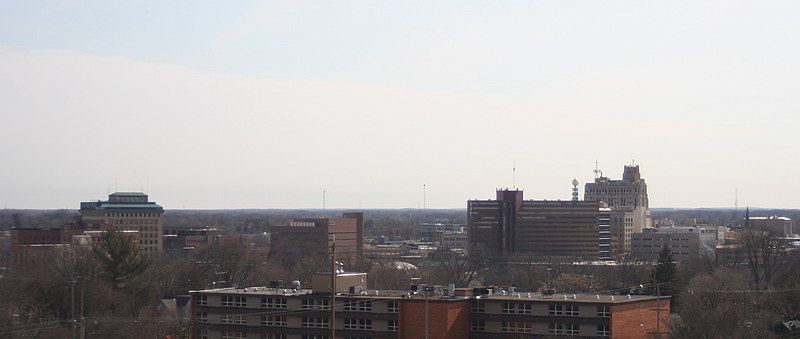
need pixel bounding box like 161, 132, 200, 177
746, 216, 793, 236
80, 192, 164, 254
270, 212, 364, 262
585, 165, 651, 257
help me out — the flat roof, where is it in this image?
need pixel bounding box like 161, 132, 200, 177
479, 292, 665, 304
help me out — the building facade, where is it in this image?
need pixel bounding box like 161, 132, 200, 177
468, 190, 610, 259
270, 212, 364, 261
746, 216, 794, 236
80, 192, 164, 254
631, 227, 702, 263
585, 165, 651, 256
190, 280, 669, 339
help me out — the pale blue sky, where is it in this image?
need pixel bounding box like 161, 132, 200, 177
1, 1, 798, 209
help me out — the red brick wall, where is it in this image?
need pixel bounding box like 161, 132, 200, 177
398, 299, 470, 339
611, 299, 670, 339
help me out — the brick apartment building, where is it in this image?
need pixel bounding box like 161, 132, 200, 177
270, 212, 364, 261
190, 274, 669, 339
468, 190, 611, 260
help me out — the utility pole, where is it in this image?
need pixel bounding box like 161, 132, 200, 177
80, 278, 85, 339
330, 234, 336, 339
71, 278, 77, 339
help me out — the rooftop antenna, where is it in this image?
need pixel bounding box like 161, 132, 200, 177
734, 188, 739, 219
593, 160, 601, 179
323, 190, 326, 212
512, 160, 516, 189
423, 184, 427, 220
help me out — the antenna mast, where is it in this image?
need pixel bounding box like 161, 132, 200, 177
323, 190, 326, 212
593, 160, 601, 179
423, 184, 427, 220
513, 160, 516, 188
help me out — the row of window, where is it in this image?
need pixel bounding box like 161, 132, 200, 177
473, 301, 609, 317
344, 300, 372, 312
111, 218, 159, 225
201, 295, 397, 312
198, 313, 396, 332
469, 321, 609, 336
106, 212, 160, 218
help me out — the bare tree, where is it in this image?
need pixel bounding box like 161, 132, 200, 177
195, 238, 264, 287
740, 226, 786, 288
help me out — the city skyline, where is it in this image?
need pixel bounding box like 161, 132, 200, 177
2, 1, 799, 209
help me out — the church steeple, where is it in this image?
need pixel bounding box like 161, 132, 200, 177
745, 206, 750, 228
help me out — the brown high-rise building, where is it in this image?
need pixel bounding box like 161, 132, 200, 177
270, 212, 364, 261
468, 190, 611, 259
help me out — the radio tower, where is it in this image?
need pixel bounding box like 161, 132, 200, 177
571, 179, 579, 201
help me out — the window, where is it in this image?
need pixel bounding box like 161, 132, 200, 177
260, 334, 286, 339
261, 315, 286, 326
196, 295, 207, 306
234, 315, 246, 325
548, 303, 563, 315
345, 318, 358, 329
387, 301, 398, 313
197, 312, 207, 323
302, 298, 330, 310
221, 314, 234, 324
301, 317, 329, 328
262, 296, 287, 309
344, 300, 372, 312
472, 300, 485, 313
221, 331, 246, 339
199, 329, 208, 339
565, 304, 579, 316
388, 319, 398, 331
565, 323, 579, 335
502, 321, 532, 333
597, 324, 610, 337
301, 336, 328, 339
471, 320, 485, 331
502, 302, 532, 314
234, 296, 247, 307
358, 319, 372, 330
222, 295, 234, 307
549, 323, 565, 334
597, 305, 610, 317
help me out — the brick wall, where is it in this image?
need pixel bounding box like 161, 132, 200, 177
611, 299, 670, 338
398, 299, 471, 339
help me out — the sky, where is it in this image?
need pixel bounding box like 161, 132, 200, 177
0, 1, 798, 209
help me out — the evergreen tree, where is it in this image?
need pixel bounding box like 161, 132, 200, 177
91, 227, 150, 288
652, 244, 676, 294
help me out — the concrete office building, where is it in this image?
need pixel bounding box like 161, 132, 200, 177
585, 165, 651, 256
270, 212, 364, 261
630, 226, 717, 263
80, 192, 164, 254
468, 190, 611, 259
